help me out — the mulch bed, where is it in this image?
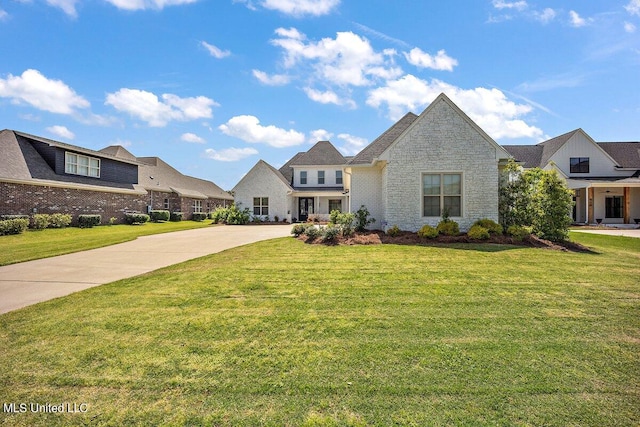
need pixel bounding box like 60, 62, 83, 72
297, 230, 594, 253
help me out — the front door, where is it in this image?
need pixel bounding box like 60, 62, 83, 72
299, 198, 314, 222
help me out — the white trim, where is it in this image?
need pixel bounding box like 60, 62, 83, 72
0, 177, 147, 195
420, 171, 464, 218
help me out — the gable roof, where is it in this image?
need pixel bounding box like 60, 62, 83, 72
289, 141, 347, 166
598, 142, 640, 168
99, 145, 138, 162
501, 144, 543, 168
348, 112, 418, 165
278, 151, 304, 185
233, 159, 292, 192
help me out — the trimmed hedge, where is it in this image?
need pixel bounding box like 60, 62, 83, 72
124, 213, 150, 225
78, 215, 101, 228
507, 225, 532, 242
192, 212, 208, 222
0, 218, 29, 236
49, 213, 72, 228
467, 225, 490, 240
436, 219, 459, 236
170, 212, 184, 222
149, 210, 170, 222
472, 218, 503, 235
31, 214, 50, 230
417, 224, 438, 239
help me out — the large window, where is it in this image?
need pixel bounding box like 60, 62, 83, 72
192, 200, 202, 213
253, 197, 269, 216
329, 199, 342, 213
423, 173, 462, 217
570, 157, 589, 173
300, 171, 307, 185
318, 170, 325, 185
65, 152, 100, 178
335, 170, 343, 185
605, 196, 623, 218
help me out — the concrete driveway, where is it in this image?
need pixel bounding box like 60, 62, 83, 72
571, 228, 640, 239
0, 224, 292, 314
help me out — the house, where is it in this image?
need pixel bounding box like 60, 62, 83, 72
0, 129, 232, 223
503, 129, 640, 225
233, 141, 349, 222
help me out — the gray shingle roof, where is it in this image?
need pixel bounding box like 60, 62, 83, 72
598, 142, 640, 168
538, 129, 580, 166
502, 145, 543, 168
348, 112, 418, 165
290, 141, 347, 166
99, 145, 138, 162
278, 152, 304, 185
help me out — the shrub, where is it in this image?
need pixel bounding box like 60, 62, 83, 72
124, 213, 149, 225
334, 212, 355, 236
472, 218, 502, 235
274, 215, 279, 222
291, 223, 311, 237
149, 210, 170, 222
170, 212, 183, 222
49, 213, 72, 228
1, 215, 29, 220
321, 225, 340, 242
507, 225, 532, 242
355, 205, 376, 232
0, 218, 29, 235
192, 212, 208, 222
210, 206, 228, 224
225, 204, 251, 225
329, 209, 341, 225
467, 225, 490, 240
436, 219, 459, 236
417, 224, 438, 239
386, 225, 401, 237
79, 214, 101, 228
109, 217, 117, 225
31, 214, 50, 230
303, 225, 320, 240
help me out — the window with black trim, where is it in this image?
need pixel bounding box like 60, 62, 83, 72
570, 157, 589, 173
253, 197, 269, 216
328, 199, 342, 212
422, 173, 462, 217
605, 196, 623, 218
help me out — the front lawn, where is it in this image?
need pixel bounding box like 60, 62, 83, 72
0, 221, 213, 266
0, 233, 638, 426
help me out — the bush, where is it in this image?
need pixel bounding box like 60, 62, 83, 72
192, 212, 208, 222
386, 225, 401, 237
329, 209, 341, 225
291, 223, 311, 237
149, 210, 170, 222
0, 218, 29, 235
417, 224, 439, 239
31, 214, 50, 230
170, 212, 183, 222
303, 226, 320, 240
210, 207, 228, 224
507, 225, 532, 242
226, 205, 251, 225
49, 213, 72, 228
1, 215, 29, 220
124, 213, 149, 225
467, 225, 490, 240
321, 225, 340, 242
333, 212, 355, 236
355, 205, 375, 232
109, 217, 117, 225
436, 219, 459, 236
274, 215, 279, 222
79, 214, 101, 228
472, 218, 502, 235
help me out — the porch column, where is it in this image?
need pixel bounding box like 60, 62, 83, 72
624, 187, 630, 224
587, 187, 594, 224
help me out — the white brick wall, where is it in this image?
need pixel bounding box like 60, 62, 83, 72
233, 161, 291, 221
349, 166, 383, 229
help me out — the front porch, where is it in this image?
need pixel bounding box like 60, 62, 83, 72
291, 190, 348, 222
570, 180, 640, 225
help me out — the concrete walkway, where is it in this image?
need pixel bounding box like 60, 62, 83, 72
571, 228, 640, 239
0, 224, 292, 314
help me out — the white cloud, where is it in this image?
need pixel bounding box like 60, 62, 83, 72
403, 48, 458, 71
46, 0, 79, 17
336, 133, 368, 155
201, 41, 231, 59
219, 115, 305, 147
252, 70, 291, 86
104, 0, 198, 11
624, 21, 637, 33
492, 0, 527, 11
105, 88, 217, 127
260, 0, 339, 16
0, 9, 9, 20
569, 10, 591, 27
308, 128, 333, 144
304, 87, 356, 108
181, 132, 205, 143
46, 125, 75, 140
533, 8, 556, 24
0, 69, 90, 115
626, 0, 640, 16
366, 75, 542, 140
203, 147, 258, 162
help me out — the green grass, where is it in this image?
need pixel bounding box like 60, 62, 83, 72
0, 232, 638, 426
0, 221, 213, 266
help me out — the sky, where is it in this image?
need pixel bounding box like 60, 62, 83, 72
1, 0, 639, 190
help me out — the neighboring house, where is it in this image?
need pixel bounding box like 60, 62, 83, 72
233, 141, 349, 222
504, 129, 640, 225
0, 130, 232, 223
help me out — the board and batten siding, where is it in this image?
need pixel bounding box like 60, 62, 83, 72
548, 132, 628, 178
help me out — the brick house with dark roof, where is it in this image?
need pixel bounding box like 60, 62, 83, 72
0, 129, 232, 223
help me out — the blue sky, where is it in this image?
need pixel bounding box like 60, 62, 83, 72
1, 0, 639, 190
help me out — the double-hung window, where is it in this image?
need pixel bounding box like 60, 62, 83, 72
300, 171, 307, 185
335, 170, 343, 185
318, 171, 325, 185
65, 152, 100, 178
253, 197, 269, 216
423, 173, 462, 217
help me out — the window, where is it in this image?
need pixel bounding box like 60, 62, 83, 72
193, 200, 202, 213
570, 157, 589, 173
65, 152, 100, 178
336, 170, 343, 185
422, 173, 462, 217
605, 196, 623, 218
300, 171, 307, 185
318, 170, 325, 185
163, 198, 170, 210
329, 199, 342, 213
253, 197, 269, 216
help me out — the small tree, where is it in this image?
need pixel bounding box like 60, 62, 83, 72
354, 205, 375, 232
